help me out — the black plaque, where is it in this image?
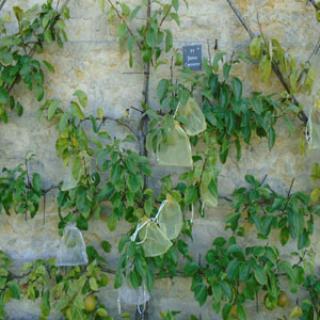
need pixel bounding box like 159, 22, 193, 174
183, 45, 202, 71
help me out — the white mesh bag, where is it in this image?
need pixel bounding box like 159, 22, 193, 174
56, 224, 88, 266
156, 122, 193, 167
139, 222, 172, 258
176, 97, 207, 136
118, 283, 150, 306
61, 167, 78, 191
158, 196, 183, 240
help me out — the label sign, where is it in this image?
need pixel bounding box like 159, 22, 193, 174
183, 45, 202, 71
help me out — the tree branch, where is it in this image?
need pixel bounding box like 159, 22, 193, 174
225, 0, 309, 124
82, 115, 139, 139
106, 0, 142, 50
225, 0, 255, 38
0, 0, 7, 12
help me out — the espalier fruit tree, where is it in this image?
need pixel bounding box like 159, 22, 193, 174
0, 0, 320, 319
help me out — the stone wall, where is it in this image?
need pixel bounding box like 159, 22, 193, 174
1, 0, 320, 319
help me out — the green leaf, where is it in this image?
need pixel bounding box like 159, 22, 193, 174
237, 304, 247, 320
47, 99, 60, 120
13, 6, 23, 22
101, 240, 111, 253
114, 271, 123, 289
165, 30, 173, 52
127, 174, 141, 193
232, 78, 242, 101
172, 0, 179, 11
0, 88, 9, 105
8, 281, 20, 299
194, 282, 207, 306
73, 90, 88, 108
219, 139, 230, 163
249, 36, 262, 59
259, 55, 272, 82
280, 227, 289, 245
70, 101, 85, 120
223, 63, 231, 81
226, 259, 240, 280
254, 267, 267, 285
129, 270, 141, 289
32, 173, 42, 193
43, 60, 55, 73
89, 277, 98, 291
40, 291, 50, 317
184, 262, 199, 276
288, 206, 304, 240
268, 127, 276, 149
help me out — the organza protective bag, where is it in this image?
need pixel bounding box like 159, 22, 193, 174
56, 224, 88, 266
156, 122, 193, 167
61, 167, 78, 191
139, 222, 172, 257
176, 98, 207, 136
307, 102, 320, 149
158, 197, 183, 240
118, 283, 150, 306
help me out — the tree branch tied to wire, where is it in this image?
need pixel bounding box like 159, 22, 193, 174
225, 0, 313, 125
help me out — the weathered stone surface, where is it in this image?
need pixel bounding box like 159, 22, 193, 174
1, 0, 320, 319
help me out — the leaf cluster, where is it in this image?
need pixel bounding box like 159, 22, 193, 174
0, 0, 69, 122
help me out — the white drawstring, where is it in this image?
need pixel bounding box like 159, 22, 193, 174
130, 220, 150, 242
173, 102, 181, 118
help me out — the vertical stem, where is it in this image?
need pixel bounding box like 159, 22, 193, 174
136, 1, 151, 320
139, 0, 152, 186
43, 193, 46, 225
255, 290, 259, 313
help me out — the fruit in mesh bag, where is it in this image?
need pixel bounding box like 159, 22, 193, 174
139, 222, 172, 257
158, 195, 183, 240
176, 97, 207, 136
157, 122, 193, 167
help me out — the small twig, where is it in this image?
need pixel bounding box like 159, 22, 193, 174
159, 5, 171, 27
225, 0, 255, 38
207, 39, 212, 63
287, 178, 295, 198
309, 0, 319, 10
214, 39, 219, 50
24, 158, 32, 188
43, 184, 59, 194
106, 0, 142, 50
305, 36, 320, 64
129, 106, 144, 114
82, 115, 139, 139
105, 116, 139, 138
261, 174, 268, 186
43, 193, 46, 225
282, 178, 295, 212
0, 0, 7, 12
220, 195, 232, 203
170, 55, 174, 84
